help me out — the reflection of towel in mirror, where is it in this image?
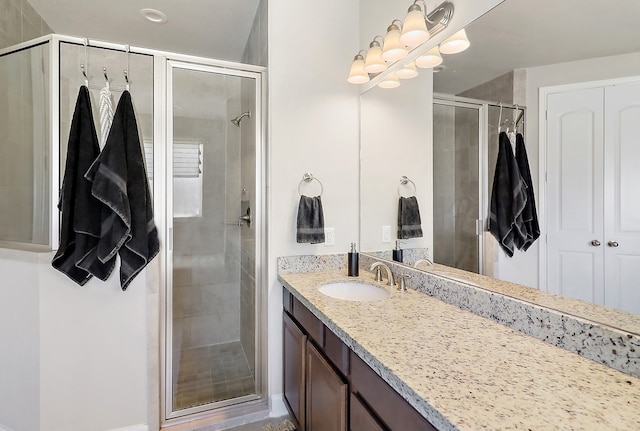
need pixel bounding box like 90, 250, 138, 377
489, 131, 528, 257
52, 86, 116, 285
85, 90, 159, 290
296, 196, 325, 243
514, 133, 540, 251
398, 196, 423, 239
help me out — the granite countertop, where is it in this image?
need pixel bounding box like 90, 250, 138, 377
279, 269, 640, 431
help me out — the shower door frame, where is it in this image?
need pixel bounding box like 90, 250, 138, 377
159, 58, 267, 424
432, 96, 487, 274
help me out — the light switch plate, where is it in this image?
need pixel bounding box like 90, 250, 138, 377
382, 225, 391, 243
324, 228, 335, 246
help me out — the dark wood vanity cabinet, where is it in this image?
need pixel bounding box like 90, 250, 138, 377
283, 287, 436, 431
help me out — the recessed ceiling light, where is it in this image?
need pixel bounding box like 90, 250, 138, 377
140, 8, 168, 24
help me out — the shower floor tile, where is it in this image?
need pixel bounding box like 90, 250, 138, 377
173, 341, 255, 410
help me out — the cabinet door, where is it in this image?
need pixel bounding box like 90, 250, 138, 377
546, 87, 605, 304
306, 341, 347, 431
283, 312, 307, 430
350, 393, 387, 431
603, 82, 640, 314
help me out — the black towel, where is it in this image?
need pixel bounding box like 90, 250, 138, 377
85, 90, 159, 290
514, 133, 540, 251
296, 196, 325, 243
489, 132, 528, 257
52, 86, 116, 285
397, 196, 423, 239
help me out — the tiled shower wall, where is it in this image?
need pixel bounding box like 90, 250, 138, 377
0, 0, 51, 49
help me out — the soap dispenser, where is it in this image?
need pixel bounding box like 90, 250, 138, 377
392, 240, 403, 263
348, 243, 359, 277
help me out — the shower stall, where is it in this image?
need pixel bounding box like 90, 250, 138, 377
0, 35, 266, 425
432, 95, 524, 275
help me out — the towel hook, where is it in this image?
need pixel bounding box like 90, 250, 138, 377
102, 67, 110, 89
80, 64, 88, 87
124, 44, 130, 91
80, 38, 89, 87
398, 176, 417, 197
298, 173, 323, 197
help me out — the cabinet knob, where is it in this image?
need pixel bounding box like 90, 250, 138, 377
590, 240, 601, 247
607, 241, 619, 248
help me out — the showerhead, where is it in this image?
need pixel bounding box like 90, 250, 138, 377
231, 111, 251, 127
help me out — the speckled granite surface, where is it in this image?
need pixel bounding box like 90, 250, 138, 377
358, 253, 640, 378
278, 269, 640, 431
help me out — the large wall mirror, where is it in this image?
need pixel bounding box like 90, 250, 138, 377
360, 0, 640, 329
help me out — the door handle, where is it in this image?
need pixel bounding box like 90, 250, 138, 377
607, 241, 619, 248
590, 240, 601, 246
238, 207, 251, 227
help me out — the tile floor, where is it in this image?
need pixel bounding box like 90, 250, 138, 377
173, 341, 255, 410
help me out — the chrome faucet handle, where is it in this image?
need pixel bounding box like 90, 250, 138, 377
397, 274, 411, 292
370, 262, 395, 286
373, 266, 383, 282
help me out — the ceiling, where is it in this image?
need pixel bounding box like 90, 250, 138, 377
29, 0, 261, 61
434, 0, 640, 94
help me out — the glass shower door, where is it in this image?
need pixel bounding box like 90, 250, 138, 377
167, 63, 260, 416
433, 101, 482, 273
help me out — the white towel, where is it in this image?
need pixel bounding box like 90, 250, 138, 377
99, 84, 114, 148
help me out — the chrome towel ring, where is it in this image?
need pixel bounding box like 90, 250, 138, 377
398, 175, 417, 197
298, 173, 324, 196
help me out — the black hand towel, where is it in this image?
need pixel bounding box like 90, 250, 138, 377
514, 133, 540, 251
296, 196, 325, 244
398, 196, 423, 239
489, 131, 528, 257
52, 86, 116, 285
85, 90, 159, 290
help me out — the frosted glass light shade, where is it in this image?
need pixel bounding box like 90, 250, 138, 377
381, 26, 408, 62
363, 44, 387, 74
400, 7, 429, 47
439, 29, 470, 54
378, 74, 400, 89
347, 55, 369, 84
396, 62, 418, 79
416, 46, 443, 68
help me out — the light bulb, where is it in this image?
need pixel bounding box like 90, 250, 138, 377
347, 54, 369, 84
400, 4, 430, 47
363, 41, 387, 74
396, 62, 418, 79
381, 23, 408, 62
378, 74, 400, 89
416, 46, 443, 68
439, 29, 470, 54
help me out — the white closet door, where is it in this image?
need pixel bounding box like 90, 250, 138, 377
604, 83, 640, 313
546, 88, 605, 304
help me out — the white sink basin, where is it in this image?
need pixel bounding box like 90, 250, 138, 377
318, 281, 390, 301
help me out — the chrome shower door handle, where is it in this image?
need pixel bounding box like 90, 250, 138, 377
607, 241, 619, 247
238, 207, 251, 227
590, 239, 601, 246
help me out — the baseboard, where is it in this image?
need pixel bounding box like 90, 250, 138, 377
269, 393, 288, 418
107, 424, 148, 431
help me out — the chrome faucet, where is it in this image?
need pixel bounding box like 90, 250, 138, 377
414, 258, 433, 268
370, 262, 395, 286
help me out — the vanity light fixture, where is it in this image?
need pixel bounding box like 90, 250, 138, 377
347, 51, 370, 84
396, 62, 418, 79
378, 74, 401, 89
348, 1, 460, 86
381, 20, 408, 62
415, 46, 443, 68
363, 36, 387, 74
439, 29, 470, 54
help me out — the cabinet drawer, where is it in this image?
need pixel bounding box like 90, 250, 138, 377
292, 296, 324, 346
283, 287, 293, 314
350, 393, 387, 431
350, 351, 436, 431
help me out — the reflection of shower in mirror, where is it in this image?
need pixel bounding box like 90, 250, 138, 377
231, 111, 251, 126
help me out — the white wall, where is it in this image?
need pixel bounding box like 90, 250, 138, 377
267, 0, 361, 399
493, 52, 640, 290
0, 251, 40, 431
0, 250, 148, 431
